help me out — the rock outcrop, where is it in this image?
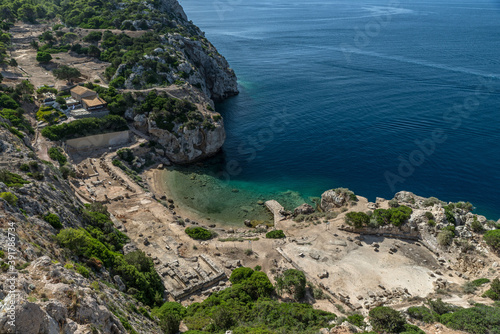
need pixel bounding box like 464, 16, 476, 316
181, 37, 239, 101
321, 188, 356, 211
158, 0, 188, 21
0, 127, 163, 334
148, 118, 225, 163
294, 203, 315, 216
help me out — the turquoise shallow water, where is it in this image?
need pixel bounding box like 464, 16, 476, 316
171, 0, 500, 223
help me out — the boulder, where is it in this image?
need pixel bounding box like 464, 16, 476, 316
321, 188, 354, 211
113, 275, 126, 292
43, 301, 67, 324
293, 203, 315, 216
309, 252, 321, 261
318, 271, 329, 279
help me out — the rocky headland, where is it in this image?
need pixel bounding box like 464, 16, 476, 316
0, 0, 499, 333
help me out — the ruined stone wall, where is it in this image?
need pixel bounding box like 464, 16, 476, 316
65, 131, 131, 152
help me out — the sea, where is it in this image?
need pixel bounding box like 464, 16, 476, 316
168, 0, 500, 225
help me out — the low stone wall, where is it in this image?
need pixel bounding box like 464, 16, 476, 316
70, 109, 109, 119
339, 224, 421, 240
65, 131, 130, 152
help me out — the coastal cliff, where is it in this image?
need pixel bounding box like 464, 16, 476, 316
112, 0, 238, 162
148, 117, 226, 163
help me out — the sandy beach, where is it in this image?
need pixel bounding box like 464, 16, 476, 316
145, 167, 221, 227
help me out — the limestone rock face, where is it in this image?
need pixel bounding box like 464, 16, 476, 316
182, 38, 239, 101
321, 189, 350, 211
148, 119, 225, 163
158, 0, 188, 21
294, 203, 315, 216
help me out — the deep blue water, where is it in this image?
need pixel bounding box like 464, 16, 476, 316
178, 0, 500, 220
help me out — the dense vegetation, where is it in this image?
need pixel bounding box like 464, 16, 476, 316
0, 169, 30, 187
406, 299, 500, 334
483, 278, 500, 301
0, 81, 35, 138
163, 267, 337, 333
265, 230, 285, 239
275, 269, 307, 301
56, 203, 163, 306
138, 91, 206, 131
48, 147, 67, 166
0, 0, 191, 30
36, 105, 65, 124
345, 206, 413, 228
41, 115, 128, 140
0, 191, 18, 206
0, 0, 213, 89
81, 84, 214, 131
44, 213, 62, 229
484, 230, 500, 251
185, 227, 215, 241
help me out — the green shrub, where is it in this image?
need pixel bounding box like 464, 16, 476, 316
53, 65, 81, 82
471, 217, 484, 233
462, 282, 478, 294
407, 306, 437, 323
230, 267, 255, 284
484, 230, 500, 251
36, 51, 52, 63
437, 230, 455, 246
388, 199, 399, 208
75, 263, 90, 278
454, 201, 474, 211
185, 227, 214, 240
41, 115, 128, 141
401, 323, 425, 334
110, 76, 126, 88
347, 314, 365, 328
0, 192, 18, 206
427, 299, 459, 315
55, 96, 66, 105
44, 213, 62, 229
265, 230, 286, 239
83, 31, 103, 43
56, 228, 163, 306
275, 269, 306, 301
117, 148, 134, 163
443, 206, 456, 225
345, 212, 370, 228
425, 211, 434, 220
160, 313, 181, 334
369, 306, 406, 333
423, 197, 443, 207
439, 304, 500, 334
483, 278, 500, 301
372, 206, 413, 227
0, 169, 30, 187
36, 106, 64, 124
471, 278, 490, 287
48, 147, 67, 166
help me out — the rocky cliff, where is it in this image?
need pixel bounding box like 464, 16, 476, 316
114, 0, 238, 163
0, 127, 163, 334
158, 0, 188, 21
148, 117, 226, 164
